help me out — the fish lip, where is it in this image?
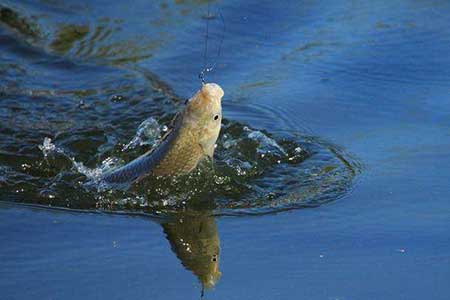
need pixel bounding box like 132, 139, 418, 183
201, 83, 224, 100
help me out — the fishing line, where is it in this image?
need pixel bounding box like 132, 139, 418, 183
199, 2, 226, 84
199, 0, 211, 84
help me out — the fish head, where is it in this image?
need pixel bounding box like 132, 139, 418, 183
184, 83, 224, 158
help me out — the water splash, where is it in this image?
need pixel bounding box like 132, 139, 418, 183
122, 117, 163, 151
244, 126, 289, 156
21, 123, 358, 215
38, 137, 58, 158
31, 118, 359, 216
38, 137, 119, 184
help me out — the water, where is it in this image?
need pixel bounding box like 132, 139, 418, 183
1, 1, 449, 299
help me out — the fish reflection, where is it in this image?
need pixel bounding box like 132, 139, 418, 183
162, 211, 221, 289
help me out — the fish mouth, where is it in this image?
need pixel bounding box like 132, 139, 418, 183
186, 83, 223, 109
201, 83, 224, 100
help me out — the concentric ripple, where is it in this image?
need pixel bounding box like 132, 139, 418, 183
2, 108, 361, 216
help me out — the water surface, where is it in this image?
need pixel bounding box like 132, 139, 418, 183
1, 0, 449, 299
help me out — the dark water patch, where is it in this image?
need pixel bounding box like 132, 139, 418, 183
0, 0, 222, 67
0, 5, 40, 38
50, 24, 90, 54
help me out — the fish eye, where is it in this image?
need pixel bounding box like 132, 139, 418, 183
214, 114, 219, 120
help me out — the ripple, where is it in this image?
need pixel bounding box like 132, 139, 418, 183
20, 117, 361, 217
0, 16, 361, 217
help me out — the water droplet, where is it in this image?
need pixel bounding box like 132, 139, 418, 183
39, 137, 56, 157
110, 95, 124, 102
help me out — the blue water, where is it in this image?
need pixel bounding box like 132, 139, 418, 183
1, 0, 450, 299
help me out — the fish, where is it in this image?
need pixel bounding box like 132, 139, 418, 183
102, 83, 224, 184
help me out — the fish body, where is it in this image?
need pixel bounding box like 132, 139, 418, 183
103, 83, 224, 184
